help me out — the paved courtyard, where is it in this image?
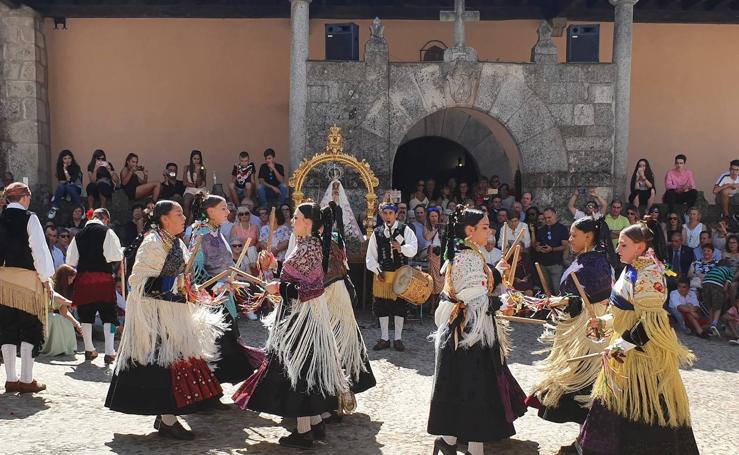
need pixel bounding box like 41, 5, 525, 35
0, 312, 736, 455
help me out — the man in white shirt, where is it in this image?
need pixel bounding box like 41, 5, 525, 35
497, 212, 530, 251
366, 202, 417, 352
668, 277, 708, 338
0, 183, 55, 393
713, 159, 739, 219
45, 225, 65, 270
67, 208, 124, 365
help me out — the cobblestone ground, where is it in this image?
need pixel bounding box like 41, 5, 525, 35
1, 311, 737, 455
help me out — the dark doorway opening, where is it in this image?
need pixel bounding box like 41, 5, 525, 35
392, 136, 479, 202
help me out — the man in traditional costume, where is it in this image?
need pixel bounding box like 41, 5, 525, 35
365, 201, 417, 351
66, 208, 123, 364
0, 182, 55, 393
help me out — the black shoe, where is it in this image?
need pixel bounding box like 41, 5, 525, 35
157, 419, 195, 440
322, 411, 343, 424
393, 340, 405, 352
432, 437, 457, 455
311, 421, 326, 441
373, 339, 391, 351
698, 330, 711, 339
206, 399, 231, 411
279, 430, 314, 449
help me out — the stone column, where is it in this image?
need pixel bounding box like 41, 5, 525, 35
610, 0, 638, 199
0, 4, 50, 199
288, 0, 311, 173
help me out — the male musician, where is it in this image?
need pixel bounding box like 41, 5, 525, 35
66, 208, 123, 365
366, 202, 417, 351
0, 183, 55, 393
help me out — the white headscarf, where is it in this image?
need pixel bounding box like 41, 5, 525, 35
320, 179, 363, 241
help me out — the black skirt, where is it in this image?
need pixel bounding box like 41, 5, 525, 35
213, 312, 257, 384
427, 325, 527, 442
537, 386, 591, 424
245, 353, 339, 418
579, 400, 699, 455
350, 348, 377, 395
105, 362, 222, 416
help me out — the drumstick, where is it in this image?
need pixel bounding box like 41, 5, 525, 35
535, 262, 551, 296
500, 222, 508, 257
200, 269, 231, 289
497, 314, 547, 325
566, 352, 603, 363
504, 228, 525, 262
229, 266, 268, 287
230, 238, 252, 280
185, 233, 204, 274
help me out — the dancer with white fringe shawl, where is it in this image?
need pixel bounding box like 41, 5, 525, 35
577, 222, 698, 455
526, 216, 614, 452
320, 200, 376, 423
428, 206, 527, 455
233, 202, 348, 450
105, 201, 226, 440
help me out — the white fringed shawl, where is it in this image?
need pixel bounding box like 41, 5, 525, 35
115, 232, 226, 373
324, 279, 369, 383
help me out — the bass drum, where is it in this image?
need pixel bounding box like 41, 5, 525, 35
392, 265, 433, 306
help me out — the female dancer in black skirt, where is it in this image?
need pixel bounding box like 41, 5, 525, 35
233, 202, 348, 450
189, 194, 256, 390
428, 206, 527, 455
527, 217, 613, 450
105, 201, 226, 440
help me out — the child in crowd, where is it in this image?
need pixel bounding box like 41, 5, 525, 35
228, 151, 257, 205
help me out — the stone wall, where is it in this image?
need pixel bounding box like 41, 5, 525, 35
0, 4, 50, 209
304, 31, 616, 217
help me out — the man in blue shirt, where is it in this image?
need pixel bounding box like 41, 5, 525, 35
535, 208, 570, 293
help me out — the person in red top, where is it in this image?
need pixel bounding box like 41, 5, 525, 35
663, 154, 698, 214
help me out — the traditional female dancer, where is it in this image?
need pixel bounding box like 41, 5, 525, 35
321, 201, 376, 421
105, 200, 225, 440
428, 206, 527, 455
526, 216, 614, 451
189, 194, 256, 390
578, 222, 699, 454
233, 202, 348, 450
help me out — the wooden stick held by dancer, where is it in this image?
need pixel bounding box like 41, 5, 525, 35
571, 272, 597, 319
500, 222, 509, 257
566, 352, 602, 363
229, 267, 268, 287
185, 233, 204, 274
119, 260, 126, 301
266, 207, 277, 254
230, 238, 252, 280
504, 228, 525, 262
534, 262, 551, 296
507, 244, 521, 288
497, 314, 547, 325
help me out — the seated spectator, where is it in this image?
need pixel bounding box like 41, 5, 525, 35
693, 230, 721, 261
123, 204, 145, 246
120, 153, 160, 203
57, 228, 71, 261
667, 230, 693, 278
683, 206, 705, 249
159, 162, 185, 203
498, 183, 515, 211
627, 158, 656, 211
256, 206, 270, 228
568, 188, 606, 220
183, 149, 208, 219
67, 206, 86, 236
231, 205, 259, 248
41, 265, 83, 356
667, 277, 707, 337
48, 149, 84, 220
221, 202, 237, 241
45, 224, 65, 270
662, 211, 687, 245
228, 151, 256, 205
604, 199, 629, 249
624, 204, 639, 225
721, 234, 739, 275
688, 245, 717, 291
713, 218, 729, 253
663, 153, 698, 214
279, 203, 293, 237
712, 159, 739, 220
257, 206, 290, 265
702, 259, 735, 337
86, 149, 119, 209
497, 211, 530, 251
256, 148, 288, 207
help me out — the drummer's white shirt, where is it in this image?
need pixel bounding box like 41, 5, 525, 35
365, 221, 418, 275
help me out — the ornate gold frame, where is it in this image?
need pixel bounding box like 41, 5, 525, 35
288, 125, 379, 231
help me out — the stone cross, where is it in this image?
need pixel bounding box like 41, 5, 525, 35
440, 0, 480, 49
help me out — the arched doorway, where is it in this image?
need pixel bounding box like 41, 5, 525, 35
392, 136, 478, 199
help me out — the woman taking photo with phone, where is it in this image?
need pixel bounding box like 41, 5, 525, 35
120, 153, 161, 203
86, 149, 119, 209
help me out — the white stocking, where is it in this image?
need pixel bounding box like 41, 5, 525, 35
310, 415, 322, 425
161, 414, 178, 426
442, 436, 457, 446
468, 441, 484, 455
394, 316, 404, 340
321, 412, 331, 420
103, 323, 116, 356
1, 344, 18, 382
19, 342, 34, 383
379, 316, 389, 341
297, 416, 311, 434
82, 323, 95, 352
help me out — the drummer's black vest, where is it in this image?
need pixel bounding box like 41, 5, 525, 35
0, 207, 35, 270
75, 222, 114, 274
374, 222, 409, 272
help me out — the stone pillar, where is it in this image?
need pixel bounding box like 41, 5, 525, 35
288, 0, 311, 173
610, 0, 638, 199
0, 4, 50, 196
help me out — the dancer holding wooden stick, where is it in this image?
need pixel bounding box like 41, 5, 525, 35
526, 216, 614, 453
428, 206, 526, 455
